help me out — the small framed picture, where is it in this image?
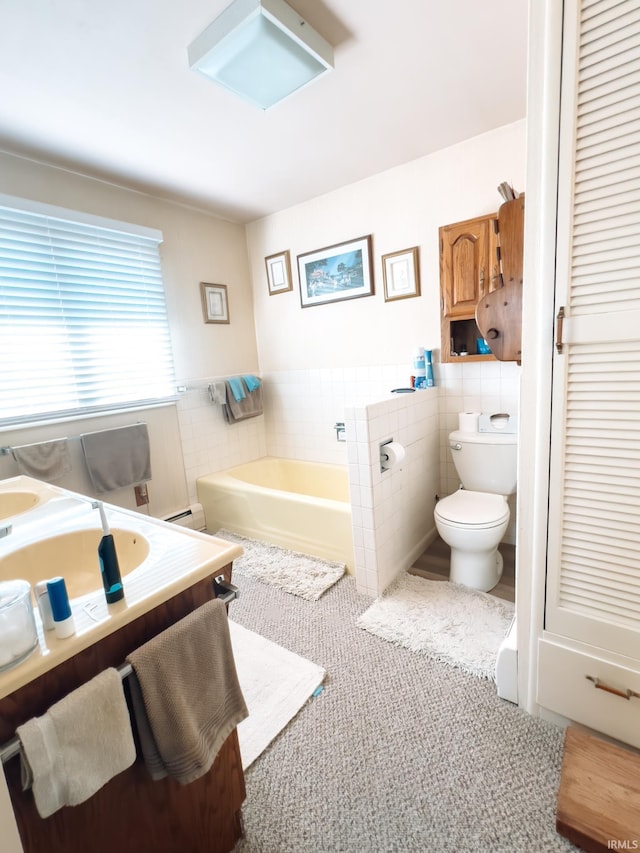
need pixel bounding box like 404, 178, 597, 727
265, 250, 293, 295
200, 282, 229, 324
382, 247, 420, 301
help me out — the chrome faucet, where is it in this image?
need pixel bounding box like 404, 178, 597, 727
0, 523, 12, 538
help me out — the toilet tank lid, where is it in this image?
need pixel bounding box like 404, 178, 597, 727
449, 429, 517, 446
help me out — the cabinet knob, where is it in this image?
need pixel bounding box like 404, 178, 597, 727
486, 328, 500, 340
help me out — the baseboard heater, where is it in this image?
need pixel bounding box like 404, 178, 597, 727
163, 502, 206, 531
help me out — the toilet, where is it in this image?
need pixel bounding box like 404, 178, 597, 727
434, 413, 517, 592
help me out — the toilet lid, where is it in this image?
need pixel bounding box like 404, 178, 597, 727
435, 490, 509, 527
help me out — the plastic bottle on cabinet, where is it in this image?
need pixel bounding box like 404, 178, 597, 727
425, 350, 435, 387
413, 347, 426, 389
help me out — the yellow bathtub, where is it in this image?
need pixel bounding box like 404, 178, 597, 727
197, 457, 354, 573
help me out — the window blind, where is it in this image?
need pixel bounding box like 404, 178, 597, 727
0, 200, 176, 425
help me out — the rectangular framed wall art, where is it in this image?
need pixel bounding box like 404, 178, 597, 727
265, 250, 293, 295
200, 282, 230, 324
382, 247, 420, 301
297, 235, 374, 308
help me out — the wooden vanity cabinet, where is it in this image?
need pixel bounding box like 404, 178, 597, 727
0, 565, 245, 853
439, 213, 499, 363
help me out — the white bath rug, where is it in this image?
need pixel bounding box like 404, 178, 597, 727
216, 529, 346, 601
229, 620, 325, 769
357, 572, 514, 681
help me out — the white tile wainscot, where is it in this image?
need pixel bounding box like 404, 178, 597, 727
345, 388, 440, 597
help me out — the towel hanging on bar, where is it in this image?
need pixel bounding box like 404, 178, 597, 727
16, 668, 136, 817
11, 439, 72, 482
81, 424, 151, 493
223, 378, 263, 423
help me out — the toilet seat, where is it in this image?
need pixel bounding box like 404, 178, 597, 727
435, 489, 509, 529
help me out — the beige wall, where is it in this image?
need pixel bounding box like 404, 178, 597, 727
246, 120, 526, 374
0, 151, 260, 517
245, 122, 525, 521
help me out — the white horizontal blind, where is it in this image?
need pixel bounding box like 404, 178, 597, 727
0, 201, 176, 425
546, 0, 640, 657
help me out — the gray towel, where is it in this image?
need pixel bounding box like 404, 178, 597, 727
127, 671, 167, 781
126, 599, 248, 785
12, 439, 72, 481
223, 379, 263, 423
16, 668, 136, 818
80, 423, 151, 493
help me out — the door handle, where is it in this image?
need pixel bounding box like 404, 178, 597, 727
556, 306, 565, 354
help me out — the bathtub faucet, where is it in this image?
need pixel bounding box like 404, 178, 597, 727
0, 523, 12, 538
334, 422, 346, 442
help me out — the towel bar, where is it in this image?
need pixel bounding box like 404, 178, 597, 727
213, 575, 239, 605
0, 581, 239, 768
0, 662, 133, 767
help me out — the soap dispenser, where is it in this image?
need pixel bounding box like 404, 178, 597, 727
96, 502, 124, 604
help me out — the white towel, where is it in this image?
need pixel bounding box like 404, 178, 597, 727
80, 423, 151, 493
11, 439, 72, 481
17, 668, 136, 818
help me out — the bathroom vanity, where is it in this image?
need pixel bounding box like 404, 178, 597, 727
0, 476, 245, 853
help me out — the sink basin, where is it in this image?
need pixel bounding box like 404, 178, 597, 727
0, 491, 40, 521
0, 528, 150, 599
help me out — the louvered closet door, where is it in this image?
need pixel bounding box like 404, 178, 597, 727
545, 0, 640, 659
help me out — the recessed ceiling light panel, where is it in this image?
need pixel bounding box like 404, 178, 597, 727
188, 0, 334, 110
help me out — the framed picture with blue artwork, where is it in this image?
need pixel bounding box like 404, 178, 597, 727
297, 235, 374, 308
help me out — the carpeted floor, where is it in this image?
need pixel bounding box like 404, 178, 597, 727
229, 572, 578, 853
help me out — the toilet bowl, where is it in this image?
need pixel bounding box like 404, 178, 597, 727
435, 489, 510, 591
434, 415, 517, 592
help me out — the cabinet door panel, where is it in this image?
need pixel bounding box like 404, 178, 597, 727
440, 217, 491, 316
545, 0, 640, 660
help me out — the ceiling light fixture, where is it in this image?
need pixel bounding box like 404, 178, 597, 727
188, 0, 334, 110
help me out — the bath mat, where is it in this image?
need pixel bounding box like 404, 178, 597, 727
216, 529, 345, 600
229, 620, 325, 769
357, 572, 514, 681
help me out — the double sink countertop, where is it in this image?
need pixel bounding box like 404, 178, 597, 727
0, 475, 242, 700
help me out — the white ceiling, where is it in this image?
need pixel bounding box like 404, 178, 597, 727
0, 1, 528, 223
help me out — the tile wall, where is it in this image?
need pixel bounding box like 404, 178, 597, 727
344, 389, 440, 596
176, 380, 267, 514
261, 365, 411, 464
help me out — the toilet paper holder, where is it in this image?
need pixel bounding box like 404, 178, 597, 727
380, 439, 393, 473
379, 438, 406, 473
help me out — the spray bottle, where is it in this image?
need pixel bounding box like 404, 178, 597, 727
96, 502, 124, 604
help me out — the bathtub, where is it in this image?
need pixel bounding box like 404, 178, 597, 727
196, 457, 354, 573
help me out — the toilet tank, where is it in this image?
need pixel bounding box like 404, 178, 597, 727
448, 429, 518, 495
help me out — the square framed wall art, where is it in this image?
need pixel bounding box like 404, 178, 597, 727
200, 282, 230, 324
382, 247, 420, 302
265, 250, 293, 295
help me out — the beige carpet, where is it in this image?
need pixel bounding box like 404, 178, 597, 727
229, 574, 574, 853
229, 620, 325, 769
357, 572, 514, 681
217, 529, 345, 600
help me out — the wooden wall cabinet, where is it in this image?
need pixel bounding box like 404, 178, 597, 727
439, 213, 499, 363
